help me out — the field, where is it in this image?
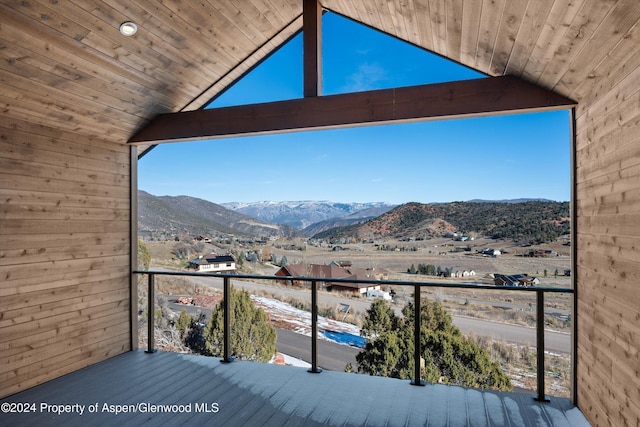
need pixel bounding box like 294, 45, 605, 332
144, 236, 573, 329
142, 236, 573, 396
300, 237, 570, 277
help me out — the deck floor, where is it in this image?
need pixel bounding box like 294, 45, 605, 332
1, 350, 590, 426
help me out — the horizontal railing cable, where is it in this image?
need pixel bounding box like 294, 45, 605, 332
134, 270, 572, 402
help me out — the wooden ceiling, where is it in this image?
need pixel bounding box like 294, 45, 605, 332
0, 0, 303, 151
2, 0, 639, 153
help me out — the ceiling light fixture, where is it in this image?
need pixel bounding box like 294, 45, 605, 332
119, 21, 138, 36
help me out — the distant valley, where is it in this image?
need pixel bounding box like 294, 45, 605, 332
221, 200, 396, 230
138, 192, 394, 240
139, 191, 569, 244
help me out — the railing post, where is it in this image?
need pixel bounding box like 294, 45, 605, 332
411, 284, 425, 386
308, 280, 322, 373
221, 276, 233, 363
535, 289, 550, 402
145, 273, 156, 353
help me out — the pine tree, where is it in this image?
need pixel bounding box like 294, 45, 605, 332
356, 298, 512, 391
203, 287, 277, 362
137, 240, 151, 271
175, 309, 191, 337
360, 299, 398, 338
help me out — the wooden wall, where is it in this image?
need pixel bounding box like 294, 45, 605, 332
575, 59, 640, 425
0, 118, 132, 398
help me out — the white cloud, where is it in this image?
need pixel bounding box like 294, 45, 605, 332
341, 63, 388, 92
313, 153, 329, 163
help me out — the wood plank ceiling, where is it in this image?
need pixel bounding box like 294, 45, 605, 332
0, 0, 303, 155
2, 0, 638, 154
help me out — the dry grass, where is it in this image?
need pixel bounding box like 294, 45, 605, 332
144, 240, 182, 268
141, 271, 571, 398
254, 288, 365, 328
467, 333, 571, 397
438, 298, 571, 331
143, 239, 573, 397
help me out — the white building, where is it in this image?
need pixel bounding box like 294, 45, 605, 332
188, 254, 236, 273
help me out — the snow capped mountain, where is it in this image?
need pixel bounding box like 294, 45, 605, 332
221, 201, 396, 230
138, 191, 304, 239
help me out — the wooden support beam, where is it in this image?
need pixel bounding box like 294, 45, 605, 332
128, 76, 577, 145
303, 0, 322, 97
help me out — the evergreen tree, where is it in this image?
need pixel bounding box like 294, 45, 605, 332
418, 263, 427, 275
356, 298, 512, 391
175, 309, 191, 337
203, 287, 277, 362
137, 240, 151, 271
356, 330, 412, 378
360, 299, 398, 338
426, 264, 436, 276
402, 300, 458, 336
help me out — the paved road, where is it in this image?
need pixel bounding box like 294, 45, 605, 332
452, 315, 570, 354
163, 296, 360, 371
158, 271, 570, 354
276, 328, 359, 371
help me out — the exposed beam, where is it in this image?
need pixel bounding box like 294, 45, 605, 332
128, 76, 577, 145
303, 0, 322, 97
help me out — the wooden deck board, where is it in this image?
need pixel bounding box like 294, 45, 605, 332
0, 350, 590, 426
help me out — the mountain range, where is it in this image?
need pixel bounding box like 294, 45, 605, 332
138, 191, 303, 239
138, 192, 392, 239
139, 191, 569, 244
221, 200, 396, 229
314, 200, 570, 243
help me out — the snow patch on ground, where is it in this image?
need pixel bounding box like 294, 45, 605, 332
251, 295, 363, 346
280, 353, 311, 368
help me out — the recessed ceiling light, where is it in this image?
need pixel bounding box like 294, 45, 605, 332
119, 21, 138, 36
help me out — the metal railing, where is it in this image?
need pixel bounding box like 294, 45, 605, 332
134, 270, 573, 402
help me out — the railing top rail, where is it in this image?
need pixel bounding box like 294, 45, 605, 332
132, 270, 573, 293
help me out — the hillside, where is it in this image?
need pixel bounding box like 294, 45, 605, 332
313, 201, 570, 243
222, 200, 396, 229
302, 217, 368, 236
138, 191, 303, 239
302, 205, 395, 236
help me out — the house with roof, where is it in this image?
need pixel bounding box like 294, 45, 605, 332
480, 248, 501, 257
188, 253, 236, 273
275, 263, 352, 288
329, 260, 352, 268
528, 249, 559, 258
275, 263, 380, 295
3, 1, 640, 425
330, 266, 382, 295
453, 269, 477, 278
494, 274, 540, 287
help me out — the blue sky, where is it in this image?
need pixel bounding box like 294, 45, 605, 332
139, 13, 571, 204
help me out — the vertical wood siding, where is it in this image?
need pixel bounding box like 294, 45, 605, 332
0, 119, 131, 398
575, 60, 640, 427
